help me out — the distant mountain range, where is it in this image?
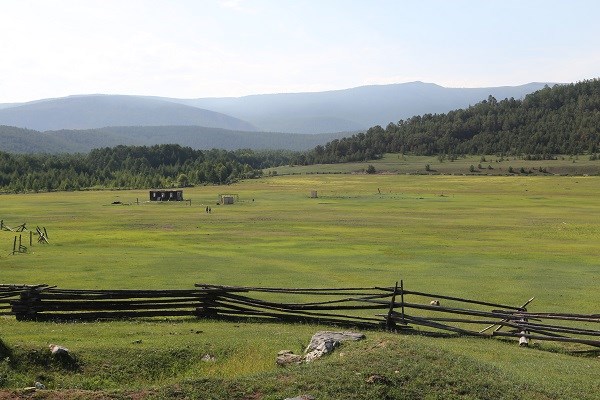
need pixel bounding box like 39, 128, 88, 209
0, 81, 555, 153
161, 81, 553, 133
0, 95, 257, 132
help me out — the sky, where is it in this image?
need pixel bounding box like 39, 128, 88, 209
1, 0, 599, 103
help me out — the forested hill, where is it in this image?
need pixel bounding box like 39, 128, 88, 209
298, 79, 600, 164
0, 125, 350, 154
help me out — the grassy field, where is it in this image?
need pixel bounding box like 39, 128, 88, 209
267, 153, 600, 176
0, 171, 598, 398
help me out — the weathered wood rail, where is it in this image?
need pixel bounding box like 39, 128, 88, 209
3, 282, 599, 348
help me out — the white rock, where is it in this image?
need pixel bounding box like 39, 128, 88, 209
49, 344, 69, 356
304, 331, 364, 362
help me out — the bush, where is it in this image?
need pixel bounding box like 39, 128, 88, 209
366, 165, 376, 174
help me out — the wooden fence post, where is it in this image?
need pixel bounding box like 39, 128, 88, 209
400, 279, 405, 325
386, 281, 398, 330
196, 291, 219, 319
13, 288, 41, 321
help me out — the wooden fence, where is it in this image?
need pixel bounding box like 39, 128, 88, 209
4, 282, 599, 348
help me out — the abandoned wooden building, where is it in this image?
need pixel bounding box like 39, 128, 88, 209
219, 194, 237, 205
149, 190, 184, 202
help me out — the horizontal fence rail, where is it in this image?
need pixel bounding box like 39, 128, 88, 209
2, 282, 599, 348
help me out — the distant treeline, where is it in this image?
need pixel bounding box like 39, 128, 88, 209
0, 144, 293, 192
294, 79, 600, 164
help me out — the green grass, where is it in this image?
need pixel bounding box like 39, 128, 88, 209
1, 319, 597, 399
267, 153, 600, 176
0, 172, 599, 398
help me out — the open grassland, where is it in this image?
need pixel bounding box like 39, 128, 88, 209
267, 153, 600, 176
0, 174, 599, 398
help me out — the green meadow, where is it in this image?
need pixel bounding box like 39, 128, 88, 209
269, 153, 600, 176
1, 171, 598, 398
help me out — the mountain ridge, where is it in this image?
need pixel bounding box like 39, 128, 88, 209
159, 81, 555, 133
0, 82, 554, 134
0, 95, 257, 132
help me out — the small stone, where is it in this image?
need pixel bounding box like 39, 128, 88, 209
365, 374, 390, 384
276, 351, 303, 366
201, 354, 216, 362
34, 381, 45, 390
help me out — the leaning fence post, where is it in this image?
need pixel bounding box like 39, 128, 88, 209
386, 281, 398, 330
400, 279, 405, 325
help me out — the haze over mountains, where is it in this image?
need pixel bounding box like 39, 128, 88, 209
167, 82, 552, 133
0, 81, 553, 153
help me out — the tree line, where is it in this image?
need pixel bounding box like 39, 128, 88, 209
0, 144, 294, 193
296, 79, 600, 164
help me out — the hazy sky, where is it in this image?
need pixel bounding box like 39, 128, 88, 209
1, 0, 599, 102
